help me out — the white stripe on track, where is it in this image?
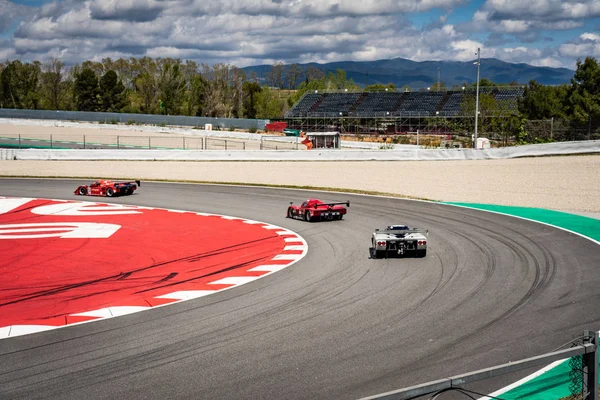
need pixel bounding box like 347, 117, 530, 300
156, 291, 216, 300
209, 276, 260, 285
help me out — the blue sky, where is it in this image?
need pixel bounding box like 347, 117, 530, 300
0, 0, 598, 69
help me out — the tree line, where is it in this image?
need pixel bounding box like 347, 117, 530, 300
0, 56, 598, 139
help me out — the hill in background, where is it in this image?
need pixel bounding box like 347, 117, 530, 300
242, 57, 575, 88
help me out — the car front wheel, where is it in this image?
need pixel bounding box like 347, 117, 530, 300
78, 187, 87, 195
106, 188, 114, 197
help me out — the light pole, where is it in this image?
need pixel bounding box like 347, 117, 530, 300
474, 47, 481, 149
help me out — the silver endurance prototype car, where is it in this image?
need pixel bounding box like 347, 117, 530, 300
371, 225, 428, 258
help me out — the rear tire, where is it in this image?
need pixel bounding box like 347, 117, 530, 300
417, 249, 427, 258
375, 250, 386, 259
304, 211, 311, 222
287, 208, 293, 218
78, 187, 87, 195
106, 188, 114, 197
126, 189, 133, 195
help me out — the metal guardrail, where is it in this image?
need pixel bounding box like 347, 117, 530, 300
0, 108, 269, 130
0, 134, 252, 151
360, 330, 598, 400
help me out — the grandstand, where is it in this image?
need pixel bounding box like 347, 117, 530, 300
285, 87, 524, 137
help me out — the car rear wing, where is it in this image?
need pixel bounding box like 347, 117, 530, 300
116, 180, 141, 186
313, 201, 350, 208
289, 201, 350, 208
376, 228, 428, 236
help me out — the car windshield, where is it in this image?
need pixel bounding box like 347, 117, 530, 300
388, 226, 408, 230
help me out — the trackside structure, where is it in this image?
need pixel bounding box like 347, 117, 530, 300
284, 87, 524, 141
360, 330, 598, 400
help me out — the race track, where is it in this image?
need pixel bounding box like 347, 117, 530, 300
1, 179, 600, 400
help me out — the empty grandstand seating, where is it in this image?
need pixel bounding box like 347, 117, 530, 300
440, 91, 465, 116
286, 88, 524, 118
311, 92, 363, 116
353, 92, 402, 116
394, 92, 446, 116
286, 93, 323, 117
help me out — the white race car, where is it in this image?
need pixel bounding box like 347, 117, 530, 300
371, 225, 428, 258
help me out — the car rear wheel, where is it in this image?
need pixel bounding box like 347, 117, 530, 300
126, 189, 133, 195
106, 188, 114, 197
287, 208, 293, 218
417, 249, 427, 258
374, 250, 386, 259
304, 211, 311, 222
78, 187, 87, 195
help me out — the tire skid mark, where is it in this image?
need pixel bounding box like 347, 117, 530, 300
0, 198, 308, 339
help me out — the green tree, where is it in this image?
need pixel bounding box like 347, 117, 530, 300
289, 78, 327, 106
0, 60, 41, 109
74, 68, 100, 111
267, 62, 284, 89
39, 58, 66, 110
365, 83, 396, 91
567, 57, 600, 129
286, 64, 302, 89
99, 70, 127, 112
157, 60, 185, 115
518, 80, 567, 120
243, 81, 262, 119
255, 87, 283, 119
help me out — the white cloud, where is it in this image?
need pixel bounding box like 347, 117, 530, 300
581, 33, 600, 42
0, 0, 591, 70
451, 39, 483, 61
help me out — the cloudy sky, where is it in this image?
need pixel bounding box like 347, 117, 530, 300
1, 0, 599, 70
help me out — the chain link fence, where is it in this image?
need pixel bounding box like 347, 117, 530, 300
0, 134, 259, 150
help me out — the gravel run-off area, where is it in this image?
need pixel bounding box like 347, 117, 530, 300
1, 156, 599, 217
0, 120, 599, 217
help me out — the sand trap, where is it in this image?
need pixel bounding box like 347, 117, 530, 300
1, 121, 599, 216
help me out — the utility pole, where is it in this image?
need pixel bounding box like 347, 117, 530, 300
474, 48, 481, 149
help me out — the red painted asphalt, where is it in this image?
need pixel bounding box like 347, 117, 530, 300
0, 198, 303, 329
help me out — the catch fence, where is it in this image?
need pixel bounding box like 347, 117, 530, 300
0, 134, 255, 151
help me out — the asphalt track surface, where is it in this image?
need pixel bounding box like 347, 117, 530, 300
1, 179, 600, 400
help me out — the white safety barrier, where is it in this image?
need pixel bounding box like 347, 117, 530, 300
11, 140, 600, 161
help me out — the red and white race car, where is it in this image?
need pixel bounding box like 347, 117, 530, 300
74, 180, 141, 197
287, 199, 349, 222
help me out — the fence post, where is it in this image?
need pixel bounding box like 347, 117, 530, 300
149, 137, 151, 149
260, 137, 263, 150
19, 134, 21, 149
225, 140, 227, 150
117, 136, 120, 149
83, 135, 86, 149
50, 134, 53, 149
243, 142, 245, 151
183, 137, 186, 150
583, 330, 598, 400
203, 136, 206, 150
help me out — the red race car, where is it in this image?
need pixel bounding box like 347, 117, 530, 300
74, 180, 141, 197
287, 199, 349, 222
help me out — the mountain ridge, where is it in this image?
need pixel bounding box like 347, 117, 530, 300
241, 57, 575, 88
